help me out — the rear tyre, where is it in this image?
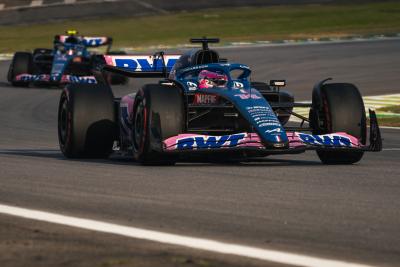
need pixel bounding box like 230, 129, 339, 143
8, 52, 33, 87
311, 83, 366, 164
132, 84, 184, 165
58, 84, 116, 158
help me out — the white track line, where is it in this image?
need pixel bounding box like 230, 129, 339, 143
0, 204, 375, 267
379, 126, 400, 130
131, 0, 169, 14
0, 0, 123, 11
30, 0, 43, 7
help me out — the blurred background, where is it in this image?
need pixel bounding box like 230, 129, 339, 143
0, 0, 399, 52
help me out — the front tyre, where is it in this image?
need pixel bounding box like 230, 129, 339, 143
58, 84, 117, 158
132, 84, 184, 165
8, 52, 33, 87
311, 82, 366, 164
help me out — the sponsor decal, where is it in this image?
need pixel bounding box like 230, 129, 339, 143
82, 37, 108, 47
246, 106, 281, 127
164, 131, 359, 152
298, 133, 352, 147
16, 74, 49, 82
244, 105, 286, 142
187, 81, 198, 91
15, 74, 96, 84
54, 53, 68, 60
259, 122, 280, 127
265, 128, 282, 134
181, 64, 210, 72
51, 63, 65, 74
233, 81, 244, 89
61, 75, 97, 84
59, 35, 109, 47
193, 94, 218, 105
105, 55, 180, 72
176, 133, 246, 150
234, 93, 262, 100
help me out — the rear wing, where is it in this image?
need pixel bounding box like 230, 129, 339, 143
55, 35, 113, 49
102, 53, 181, 78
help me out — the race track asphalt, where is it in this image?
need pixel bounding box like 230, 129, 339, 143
0, 39, 399, 267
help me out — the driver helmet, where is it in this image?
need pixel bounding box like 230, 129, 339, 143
198, 70, 228, 89
65, 29, 79, 44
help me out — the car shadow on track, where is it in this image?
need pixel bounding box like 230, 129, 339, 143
0, 149, 135, 166
0, 149, 64, 159
0, 148, 322, 167
0, 149, 150, 167
0, 82, 64, 90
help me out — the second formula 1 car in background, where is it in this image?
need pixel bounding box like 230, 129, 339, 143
57, 38, 382, 165
7, 30, 127, 87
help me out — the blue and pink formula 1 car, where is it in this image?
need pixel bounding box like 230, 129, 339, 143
57, 38, 382, 165
7, 30, 126, 87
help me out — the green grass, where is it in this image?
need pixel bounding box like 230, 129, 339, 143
377, 105, 400, 114
376, 105, 400, 126
0, 1, 400, 52
375, 117, 400, 127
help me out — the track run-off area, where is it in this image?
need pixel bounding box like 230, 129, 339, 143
0, 39, 399, 267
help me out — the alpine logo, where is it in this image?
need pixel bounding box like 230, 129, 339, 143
233, 81, 244, 89
187, 81, 198, 91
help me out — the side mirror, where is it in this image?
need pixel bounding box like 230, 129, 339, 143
269, 80, 286, 87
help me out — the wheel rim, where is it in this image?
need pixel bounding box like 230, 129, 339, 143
58, 98, 69, 146
133, 101, 145, 150
133, 100, 147, 153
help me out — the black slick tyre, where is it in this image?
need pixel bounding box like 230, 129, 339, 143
58, 84, 116, 158
311, 83, 366, 164
8, 52, 33, 87
132, 84, 184, 165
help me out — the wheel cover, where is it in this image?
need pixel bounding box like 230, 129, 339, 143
133, 101, 146, 153
58, 98, 69, 146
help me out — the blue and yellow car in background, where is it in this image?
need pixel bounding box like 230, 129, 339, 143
7, 30, 126, 87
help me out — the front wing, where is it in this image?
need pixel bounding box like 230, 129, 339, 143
163, 110, 382, 155
164, 132, 361, 152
